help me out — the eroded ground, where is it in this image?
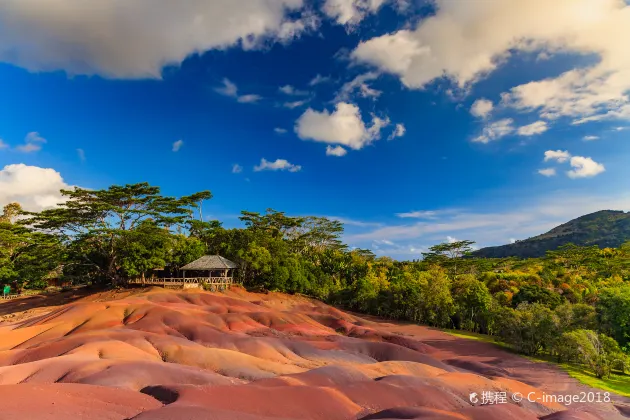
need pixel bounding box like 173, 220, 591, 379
0, 287, 628, 420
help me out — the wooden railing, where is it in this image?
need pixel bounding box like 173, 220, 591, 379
127, 277, 233, 288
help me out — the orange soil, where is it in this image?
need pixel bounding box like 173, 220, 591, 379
0, 286, 627, 419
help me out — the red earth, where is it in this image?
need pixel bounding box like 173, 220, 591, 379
1, 286, 628, 419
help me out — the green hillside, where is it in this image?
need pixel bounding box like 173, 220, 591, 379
474, 210, 630, 258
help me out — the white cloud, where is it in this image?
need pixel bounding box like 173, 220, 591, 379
583, 135, 600, 141
172, 139, 184, 152
215, 78, 262, 104
352, 1, 630, 124
237, 94, 262, 103
388, 123, 406, 140
538, 168, 557, 177
279, 85, 309, 96
517, 121, 548, 136
396, 210, 438, 219
326, 145, 348, 157
567, 156, 605, 178
0, 0, 309, 78
274, 127, 288, 134
254, 158, 301, 172
322, 0, 386, 25
232, 163, 243, 174
14, 131, 47, 153
295, 102, 390, 150
0, 164, 74, 212
335, 72, 381, 102
0, 139, 8, 149
283, 99, 310, 109
215, 78, 238, 97
472, 118, 514, 143
15, 143, 41, 153
544, 150, 571, 163
470, 98, 494, 119
76, 148, 86, 161
309, 74, 331, 86
344, 191, 630, 253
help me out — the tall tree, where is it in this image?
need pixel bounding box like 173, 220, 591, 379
24, 183, 211, 283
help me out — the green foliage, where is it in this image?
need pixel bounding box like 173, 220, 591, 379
512, 284, 564, 308
23, 183, 210, 283
3, 181, 630, 379
555, 330, 626, 378
0, 203, 63, 291
496, 303, 560, 355
597, 286, 630, 348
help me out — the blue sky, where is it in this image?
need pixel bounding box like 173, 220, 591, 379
1, 0, 629, 259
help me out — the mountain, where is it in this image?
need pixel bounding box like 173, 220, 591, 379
474, 210, 630, 258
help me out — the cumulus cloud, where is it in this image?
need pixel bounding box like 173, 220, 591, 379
0, 164, 74, 211
472, 118, 514, 143
322, 0, 386, 25
15, 131, 46, 153
326, 145, 348, 157
583, 135, 600, 141
172, 139, 184, 152
567, 156, 605, 178
215, 78, 262, 103
335, 72, 381, 102
538, 168, 557, 177
470, 98, 494, 119
232, 163, 243, 174
254, 158, 301, 172
544, 150, 571, 163
517, 121, 548, 136
388, 123, 406, 140
352, 0, 630, 124
0, 0, 311, 78
295, 102, 390, 150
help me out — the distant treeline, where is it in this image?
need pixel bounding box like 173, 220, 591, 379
2, 183, 630, 378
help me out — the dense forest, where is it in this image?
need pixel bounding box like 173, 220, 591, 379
2, 183, 630, 379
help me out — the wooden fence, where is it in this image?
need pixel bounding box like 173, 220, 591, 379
127, 277, 234, 290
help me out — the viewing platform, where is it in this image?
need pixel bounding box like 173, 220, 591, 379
128, 255, 238, 291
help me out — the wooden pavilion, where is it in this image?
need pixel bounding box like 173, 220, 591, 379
128, 255, 238, 290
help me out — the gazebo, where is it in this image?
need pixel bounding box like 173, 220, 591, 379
180, 255, 238, 290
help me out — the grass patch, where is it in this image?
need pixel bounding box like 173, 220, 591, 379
441, 329, 511, 349
561, 364, 630, 398
442, 329, 630, 397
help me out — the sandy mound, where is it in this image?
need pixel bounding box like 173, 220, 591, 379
0, 287, 625, 419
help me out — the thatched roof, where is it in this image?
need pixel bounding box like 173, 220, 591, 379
181, 255, 238, 271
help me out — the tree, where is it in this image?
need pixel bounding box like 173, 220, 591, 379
417, 269, 454, 327
25, 183, 211, 283
512, 284, 563, 309
497, 303, 560, 355
422, 240, 476, 275
451, 274, 492, 331
556, 330, 626, 378
0, 203, 63, 291
597, 286, 630, 348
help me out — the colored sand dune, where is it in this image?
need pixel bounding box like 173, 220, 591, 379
0, 287, 627, 419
